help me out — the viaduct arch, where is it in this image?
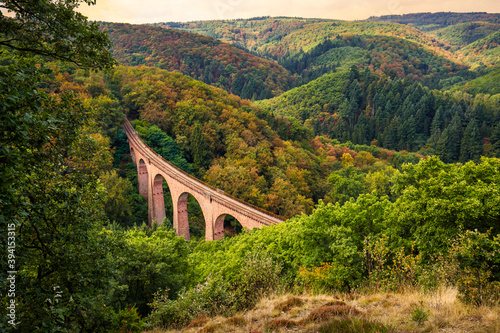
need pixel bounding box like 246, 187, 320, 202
123, 120, 284, 241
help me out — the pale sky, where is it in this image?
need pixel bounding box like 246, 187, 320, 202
77, 0, 500, 24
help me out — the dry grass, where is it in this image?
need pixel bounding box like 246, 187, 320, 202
301, 303, 361, 323
274, 296, 304, 312
185, 315, 208, 329
224, 314, 246, 327
354, 286, 500, 332
144, 287, 500, 333
268, 318, 299, 329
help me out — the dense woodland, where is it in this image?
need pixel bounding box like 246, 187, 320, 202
1, 2, 500, 332
101, 22, 294, 100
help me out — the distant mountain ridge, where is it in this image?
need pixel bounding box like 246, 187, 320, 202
366, 12, 500, 31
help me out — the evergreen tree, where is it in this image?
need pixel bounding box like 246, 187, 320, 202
348, 79, 363, 110
447, 113, 463, 162
231, 71, 246, 95
384, 116, 401, 150
333, 118, 351, 142
338, 99, 355, 127
430, 106, 444, 135
400, 115, 417, 151
435, 126, 452, 163
491, 123, 500, 157
190, 123, 210, 171
459, 118, 482, 163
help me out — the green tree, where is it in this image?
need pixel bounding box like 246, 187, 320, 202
190, 123, 210, 172
390, 156, 500, 261
491, 123, 500, 157
117, 227, 190, 315
0, 62, 122, 331
100, 170, 133, 226
0, 0, 115, 69
451, 230, 500, 305
447, 112, 463, 161
0, 0, 118, 330
435, 126, 452, 163
326, 165, 366, 205
459, 118, 482, 163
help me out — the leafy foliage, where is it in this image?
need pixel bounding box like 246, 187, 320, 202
450, 230, 500, 305
0, 0, 116, 69
0, 60, 120, 331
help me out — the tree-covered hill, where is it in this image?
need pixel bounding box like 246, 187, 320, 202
3, 2, 500, 331
366, 12, 500, 70
159, 18, 451, 57
448, 67, 500, 95
155, 17, 331, 52
427, 21, 500, 49
458, 30, 500, 69
366, 12, 500, 31
100, 22, 295, 100
256, 67, 500, 163
163, 18, 472, 89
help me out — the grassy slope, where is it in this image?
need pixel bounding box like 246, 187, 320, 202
145, 288, 500, 333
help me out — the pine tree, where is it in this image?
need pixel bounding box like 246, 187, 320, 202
459, 118, 482, 163
447, 113, 463, 162
492, 123, 500, 157
430, 106, 444, 135
348, 79, 362, 110
384, 116, 401, 150
435, 126, 451, 163
400, 115, 416, 151
190, 123, 210, 171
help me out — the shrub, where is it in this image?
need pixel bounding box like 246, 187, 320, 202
451, 230, 500, 306
112, 306, 145, 333
410, 301, 429, 326
233, 250, 283, 309
363, 235, 421, 292
147, 274, 235, 328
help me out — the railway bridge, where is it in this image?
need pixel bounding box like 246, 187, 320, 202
123, 120, 284, 241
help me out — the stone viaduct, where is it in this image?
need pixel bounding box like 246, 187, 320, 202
123, 120, 285, 241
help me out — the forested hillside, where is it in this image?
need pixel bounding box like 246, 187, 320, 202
164, 18, 470, 88
427, 22, 500, 49
367, 12, 500, 31
367, 12, 500, 69
257, 67, 500, 163
101, 22, 295, 100
2, 3, 500, 332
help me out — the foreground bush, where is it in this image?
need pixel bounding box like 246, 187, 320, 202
147, 250, 282, 329
148, 273, 235, 328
